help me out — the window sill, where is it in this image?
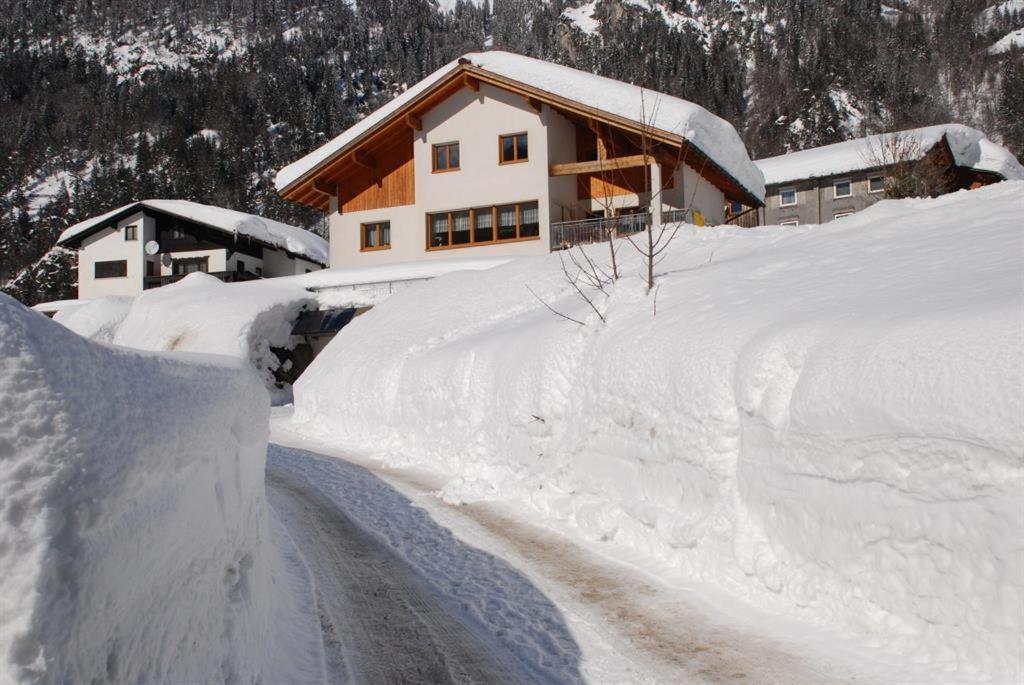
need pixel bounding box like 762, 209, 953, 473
432, 167, 461, 174
499, 158, 529, 166
360, 245, 392, 252
426, 235, 540, 252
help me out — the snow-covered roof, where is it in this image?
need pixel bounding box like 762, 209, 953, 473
57, 199, 329, 265
755, 124, 1024, 186
275, 51, 765, 203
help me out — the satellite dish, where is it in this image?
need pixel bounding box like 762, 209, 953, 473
145, 240, 160, 256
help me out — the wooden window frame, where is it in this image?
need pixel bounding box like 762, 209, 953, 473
499, 132, 529, 165
360, 221, 392, 252
94, 259, 128, 279
432, 141, 460, 173
124, 224, 138, 241
425, 200, 540, 251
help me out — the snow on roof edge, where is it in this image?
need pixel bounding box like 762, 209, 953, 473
755, 124, 1024, 186
274, 51, 765, 203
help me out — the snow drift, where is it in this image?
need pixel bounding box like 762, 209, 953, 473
291, 182, 1024, 680
0, 294, 272, 684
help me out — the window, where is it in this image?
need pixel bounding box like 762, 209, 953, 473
833, 212, 854, 220
868, 175, 885, 194
499, 133, 528, 164
94, 260, 127, 278
432, 142, 460, 172
172, 257, 209, 275
833, 178, 852, 198
361, 221, 391, 251
780, 219, 799, 226
124, 224, 138, 241
427, 201, 540, 250
729, 201, 743, 215
779, 188, 797, 207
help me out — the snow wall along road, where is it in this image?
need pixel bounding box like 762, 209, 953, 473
291, 182, 1024, 680
0, 294, 272, 684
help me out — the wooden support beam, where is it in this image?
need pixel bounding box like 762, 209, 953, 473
527, 96, 543, 114
352, 150, 376, 170
405, 113, 422, 130
463, 74, 479, 92
313, 178, 337, 196
549, 154, 654, 176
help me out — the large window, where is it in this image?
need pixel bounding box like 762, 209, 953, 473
427, 201, 540, 249
94, 260, 127, 278
834, 178, 853, 198
172, 257, 209, 275
499, 133, 528, 164
779, 188, 797, 207
432, 142, 460, 172
361, 221, 391, 251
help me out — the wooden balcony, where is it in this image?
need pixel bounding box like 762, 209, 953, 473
143, 270, 262, 290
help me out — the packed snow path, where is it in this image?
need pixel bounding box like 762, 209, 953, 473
266, 439, 856, 684
266, 444, 585, 684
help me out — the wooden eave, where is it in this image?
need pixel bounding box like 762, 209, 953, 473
278, 62, 764, 210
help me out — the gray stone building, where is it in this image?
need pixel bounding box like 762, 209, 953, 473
751, 124, 1024, 227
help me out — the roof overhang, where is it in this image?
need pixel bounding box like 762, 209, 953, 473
277, 61, 764, 209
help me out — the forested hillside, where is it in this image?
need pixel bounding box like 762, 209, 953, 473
2, 0, 1022, 304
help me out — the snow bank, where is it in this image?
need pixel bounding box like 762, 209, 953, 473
275, 50, 764, 202
290, 182, 1024, 680
0, 294, 272, 683
110, 273, 316, 392
52, 296, 133, 343
756, 123, 1024, 185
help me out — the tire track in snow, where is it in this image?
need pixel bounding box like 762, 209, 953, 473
266, 466, 541, 684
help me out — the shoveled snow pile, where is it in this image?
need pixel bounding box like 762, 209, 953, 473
0, 294, 272, 683
52, 296, 133, 343
275, 50, 765, 202
109, 273, 316, 392
290, 182, 1024, 681
756, 123, 1024, 185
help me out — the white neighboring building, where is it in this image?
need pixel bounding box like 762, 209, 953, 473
274, 51, 765, 268
57, 199, 329, 299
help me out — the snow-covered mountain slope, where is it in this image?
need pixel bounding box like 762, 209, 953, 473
289, 182, 1024, 681
0, 294, 273, 684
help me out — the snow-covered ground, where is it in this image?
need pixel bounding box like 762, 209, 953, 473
53, 257, 511, 395
0, 294, 275, 683
288, 182, 1024, 681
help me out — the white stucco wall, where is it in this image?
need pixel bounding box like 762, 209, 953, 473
77, 211, 148, 299
331, 84, 555, 268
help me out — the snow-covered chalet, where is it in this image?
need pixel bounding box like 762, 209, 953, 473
57, 200, 328, 299
275, 51, 766, 268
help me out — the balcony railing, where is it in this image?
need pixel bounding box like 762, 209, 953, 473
143, 270, 262, 289
550, 208, 692, 250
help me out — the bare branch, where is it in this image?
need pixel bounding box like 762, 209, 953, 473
525, 284, 587, 326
